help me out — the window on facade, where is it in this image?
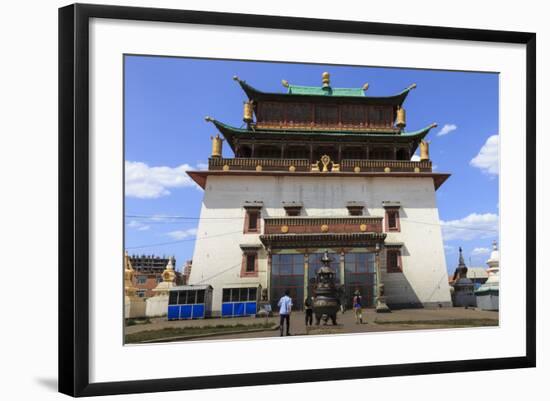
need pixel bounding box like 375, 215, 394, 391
386, 209, 400, 232
256, 146, 280, 158
286, 146, 308, 159
271, 254, 305, 310
387, 250, 402, 273
342, 147, 364, 160
244, 209, 260, 233
196, 290, 205, 304
344, 253, 376, 308
169, 291, 178, 305
341, 104, 366, 126
246, 254, 256, 273
347, 207, 363, 216
136, 290, 146, 298
222, 288, 231, 302
260, 102, 285, 124
314, 104, 339, 126
286, 103, 312, 125
136, 275, 147, 284
370, 147, 393, 160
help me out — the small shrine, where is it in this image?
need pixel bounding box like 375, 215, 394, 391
145, 256, 177, 317
475, 241, 500, 311
450, 247, 476, 307
124, 251, 146, 318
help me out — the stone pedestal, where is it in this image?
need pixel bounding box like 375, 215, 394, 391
306, 324, 345, 336
125, 295, 146, 318
375, 295, 391, 313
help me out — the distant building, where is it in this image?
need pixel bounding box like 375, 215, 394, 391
129, 254, 183, 298
182, 260, 193, 285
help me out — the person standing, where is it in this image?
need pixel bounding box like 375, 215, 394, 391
352, 290, 363, 324
304, 295, 314, 326
278, 289, 293, 336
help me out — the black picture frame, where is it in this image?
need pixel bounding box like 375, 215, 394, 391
59, 3, 536, 397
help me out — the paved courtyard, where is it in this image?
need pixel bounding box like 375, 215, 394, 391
126, 307, 498, 342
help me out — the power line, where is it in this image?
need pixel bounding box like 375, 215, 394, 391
125, 230, 242, 250
126, 214, 498, 233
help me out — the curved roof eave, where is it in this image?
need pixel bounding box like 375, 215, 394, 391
233, 76, 416, 106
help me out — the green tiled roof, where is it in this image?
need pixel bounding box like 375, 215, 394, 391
287, 85, 365, 97
233, 76, 416, 106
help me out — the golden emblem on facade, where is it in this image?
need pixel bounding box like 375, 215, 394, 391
289, 165, 296, 172
256, 165, 263, 172
281, 225, 289, 233
384, 167, 391, 173
222, 164, 230, 171
320, 155, 332, 172
321, 224, 329, 232
359, 224, 367, 232
354, 166, 361, 173
414, 167, 420, 173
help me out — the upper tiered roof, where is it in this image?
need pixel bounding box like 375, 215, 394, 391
233, 74, 417, 105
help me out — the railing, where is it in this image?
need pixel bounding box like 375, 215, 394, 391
209, 158, 310, 171
208, 158, 432, 173
264, 216, 383, 234
340, 159, 432, 172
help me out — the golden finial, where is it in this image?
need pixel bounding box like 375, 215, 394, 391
322, 72, 330, 88
204, 116, 214, 122
281, 79, 289, 88
362, 83, 369, 91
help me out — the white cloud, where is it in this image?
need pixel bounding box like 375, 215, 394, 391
471, 247, 491, 256
436, 124, 457, 137
440, 213, 499, 241
411, 154, 420, 161
166, 228, 198, 240
125, 161, 197, 199
470, 135, 499, 176
127, 220, 150, 231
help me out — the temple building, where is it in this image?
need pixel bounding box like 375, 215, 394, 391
186, 72, 452, 315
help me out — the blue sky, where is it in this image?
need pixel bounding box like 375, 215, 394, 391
124, 55, 499, 275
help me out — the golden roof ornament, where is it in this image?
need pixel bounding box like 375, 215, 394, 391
362, 83, 370, 91
322, 72, 330, 88
396, 106, 406, 129
124, 251, 137, 297
161, 256, 176, 283
243, 101, 254, 123
210, 133, 224, 158
420, 140, 430, 161
281, 79, 289, 88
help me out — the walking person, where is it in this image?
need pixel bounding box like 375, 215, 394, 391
304, 295, 314, 326
352, 290, 363, 324
278, 289, 293, 336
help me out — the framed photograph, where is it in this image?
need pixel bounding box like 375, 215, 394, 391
59, 3, 536, 397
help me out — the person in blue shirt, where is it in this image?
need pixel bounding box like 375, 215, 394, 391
277, 289, 293, 336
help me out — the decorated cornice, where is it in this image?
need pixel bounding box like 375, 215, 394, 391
260, 232, 387, 249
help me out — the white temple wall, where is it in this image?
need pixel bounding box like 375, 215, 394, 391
188, 175, 451, 312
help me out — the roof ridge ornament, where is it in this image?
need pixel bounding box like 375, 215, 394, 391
322, 72, 330, 88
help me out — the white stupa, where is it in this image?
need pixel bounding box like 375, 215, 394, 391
475, 241, 499, 311
145, 256, 177, 317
